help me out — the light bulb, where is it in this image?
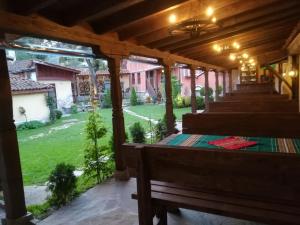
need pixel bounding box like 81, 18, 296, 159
242, 53, 249, 59
212, 17, 217, 23
229, 54, 236, 61
168, 14, 177, 24
206, 7, 214, 17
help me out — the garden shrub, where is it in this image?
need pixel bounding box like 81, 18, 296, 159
196, 96, 205, 110
46, 95, 56, 122
130, 88, 138, 106
17, 121, 45, 130
216, 85, 223, 95
171, 75, 181, 100
174, 94, 184, 108
70, 104, 78, 114
154, 113, 177, 141
129, 122, 146, 143
199, 87, 213, 97
102, 89, 112, 108
183, 96, 191, 107
109, 132, 129, 160
55, 110, 63, 119
47, 163, 77, 208
84, 111, 109, 184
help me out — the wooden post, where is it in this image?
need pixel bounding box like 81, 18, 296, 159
136, 146, 153, 225
222, 71, 226, 96
107, 56, 128, 180
228, 70, 233, 93
278, 62, 283, 94
189, 65, 197, 113
215, 70, 219, 101
204, 67, 209, 110
0, 49, 33, 224
162, 60, 175, 135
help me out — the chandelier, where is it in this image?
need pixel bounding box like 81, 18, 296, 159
168, 7, 220, 38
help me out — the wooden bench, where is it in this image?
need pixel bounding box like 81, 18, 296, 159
182, 112, 300, 138
123, 144, 300, 225
219, 94, 289, 102
236, 83, 274, 93
208, 101, 298, 112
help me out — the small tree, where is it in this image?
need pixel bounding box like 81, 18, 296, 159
129, 122, 146, 143
84, 111, 108, 184
48, 163, 77, 208
154, 113, 176, 141
130, 88, 138, 106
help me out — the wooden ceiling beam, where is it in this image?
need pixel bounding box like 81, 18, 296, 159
182, 24, 294, 57
157, 1, 300, 51
178, 22, 290, 55
133, 0, 279, 45
49, 0, 144, 27
91, 0, 189, 34
8, 0, 59, 15
118, 0, 245, 41
194, 41, 285, 67
0, 10, 224, 71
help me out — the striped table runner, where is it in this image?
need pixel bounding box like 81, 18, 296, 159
159, 134, 300, 154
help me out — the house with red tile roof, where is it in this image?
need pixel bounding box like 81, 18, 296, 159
8, 60, 80, 111
10, 76, 53, 124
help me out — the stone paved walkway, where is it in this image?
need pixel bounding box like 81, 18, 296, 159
38, 179, 265, 225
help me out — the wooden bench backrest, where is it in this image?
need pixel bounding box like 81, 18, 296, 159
220, 94, 289, 101
208, 101, 298, 112
123, 143, 300, 204
182, 112, 300, 138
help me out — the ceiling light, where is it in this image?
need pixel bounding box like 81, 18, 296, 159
168, 14, 177, 24
206, 7, 214, 17
212, 17, 217, 23
242, 53, 249, 59
288, 70, 297, 77
229, 54, 236, 61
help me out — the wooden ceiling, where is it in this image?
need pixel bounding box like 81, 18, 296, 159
4, 0, 300, 68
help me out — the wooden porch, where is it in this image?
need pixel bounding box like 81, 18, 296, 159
0, 0, 300, 225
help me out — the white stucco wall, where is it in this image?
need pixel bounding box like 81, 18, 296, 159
42, 80, 73, 110
12, 93, 50, 124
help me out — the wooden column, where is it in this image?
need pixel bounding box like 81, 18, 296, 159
228, 70, 233, 93
278, 62, 283, 94
204, 68, 209, 110
107, 56, 128, 180
214, 70, 219, 101
222, 71, 226, 96
189, 65, 197, 113
0, 49, 33, 224
162, 60, 175, 135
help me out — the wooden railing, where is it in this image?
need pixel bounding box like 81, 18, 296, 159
265, 65, 293, 97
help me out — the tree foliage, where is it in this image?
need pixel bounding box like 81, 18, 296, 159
130, 88, 138, 106
84, 111, 109, 184
129, 122, 146, 143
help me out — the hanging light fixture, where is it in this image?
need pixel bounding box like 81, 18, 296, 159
212, 41, 241, 53
169, 6, 220, 38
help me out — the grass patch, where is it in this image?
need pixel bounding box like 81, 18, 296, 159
128, 104, 191, 121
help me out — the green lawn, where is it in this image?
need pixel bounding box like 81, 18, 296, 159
128, 104, 191, 121
18, 105, 191, 185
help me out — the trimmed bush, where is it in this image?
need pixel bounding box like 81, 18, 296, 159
130, 88, 138, 106
102, 89, 112, 108
174, 94, 184, 108
216, 85, 223, 95
183, 96, 191, 107
47, 163, 77, 208
17, 121, 45, 130
129, 122, 146, 143
70, 104, 78, 114
55, 110, 63, 119
196, 96, 205, 110
199, 87, 213, 97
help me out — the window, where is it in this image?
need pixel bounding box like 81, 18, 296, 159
132, 74, 135, 85
137, 73, 141, 84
